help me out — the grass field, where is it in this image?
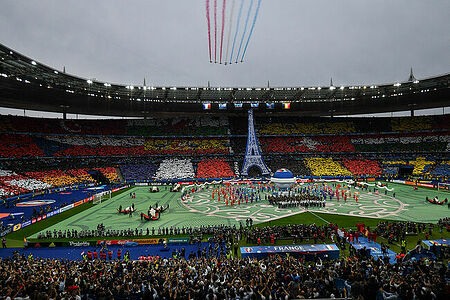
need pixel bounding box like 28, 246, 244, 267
6, 181, 449, 254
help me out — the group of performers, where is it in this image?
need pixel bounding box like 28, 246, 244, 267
141, 202, 169, 221
117, 200, 169, 221
117, 204, 135, 216
211, 184, 263, 206
426, 196, 448, 205
182, 181, 366, 208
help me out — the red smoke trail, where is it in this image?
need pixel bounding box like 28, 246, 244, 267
206, 0, 212, 62
214, 0, 218, 63
220, 0, 227, 64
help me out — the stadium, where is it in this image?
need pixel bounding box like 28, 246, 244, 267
0, 1, 449, 299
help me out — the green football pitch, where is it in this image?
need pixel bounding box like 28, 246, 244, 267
29, 181, 449, 239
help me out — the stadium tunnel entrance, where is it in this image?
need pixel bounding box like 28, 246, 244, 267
88, 170, 110, 184
247, 166, 263, 178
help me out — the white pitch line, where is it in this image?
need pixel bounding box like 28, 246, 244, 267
309, 211, 330, 224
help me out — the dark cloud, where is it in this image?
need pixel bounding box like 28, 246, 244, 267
0, 0, 448, 87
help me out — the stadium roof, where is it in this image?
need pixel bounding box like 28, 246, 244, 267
0, 43, 449, 117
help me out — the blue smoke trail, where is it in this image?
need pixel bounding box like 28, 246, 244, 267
235, 0, 254, 63
240, 0, 261, 62
229, 0, 245, 64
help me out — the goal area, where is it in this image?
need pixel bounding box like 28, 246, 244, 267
93, 190, 111, 205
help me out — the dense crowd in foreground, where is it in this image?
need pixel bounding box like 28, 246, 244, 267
0, 251, 448, 300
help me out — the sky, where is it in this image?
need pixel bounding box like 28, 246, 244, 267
0, 0, 449, 118
0, 0, 449, 89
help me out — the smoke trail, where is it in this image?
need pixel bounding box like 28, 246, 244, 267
240, 0, 261, 62
224, 0, 236, 65
229, 0, 245, 64
206, 0, 212, 62
219, 0, 226, 64
214, 0, 218, 63
235, 0, 254, 63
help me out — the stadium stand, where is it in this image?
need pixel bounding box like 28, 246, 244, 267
0, 114, 447, 195
24, 170, 80, 187
154, 158, 195, 179
342, 158, 382, 176
0, 169, 51, 197
305, 157, 352, 176
430, 161, 450, 177
195, 158, 234, 178
119, 164, 158, 181
144, 138, 229, 155
95, 167, 120, 183
266, 156, 311, 176
258, 119, 356, 135
409, 157, 435, 176
126, 116, 228, 136
260, 136, 355, 153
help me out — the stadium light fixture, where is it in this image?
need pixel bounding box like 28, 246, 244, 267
340, 86, 345, 90
394, 83, 401, 87
413, 80, 420, 84
86, 80, 93, 84
104, 83, 111, 87
329, 86, 336, 90
31, 60, 37, 65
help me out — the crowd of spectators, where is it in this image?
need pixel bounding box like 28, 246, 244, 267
126, 116, 228, 136
351, 132, 449, 153
0, 115, 230, 136
3, 135, 230, 158
267, 156, 311, 176
0, 169, 51, 197
144, 138, 229, 155
390, 115, 450, 132
10, 243, 448, 299
2, 114, 448, 136
342, 158, 382, 176
430, 161, 450, 177
259, 136, 355, 153
0, 167, 120, 198
410, 157, 435, 176
257, 119, 356, 135
305, 158, 352, 176
2, 131, 447, 159
0, 134, 44, 158
195, 158, 234, 178
95, 167, 120, 183
120, 164, 158, 181
154, 159, 194, 179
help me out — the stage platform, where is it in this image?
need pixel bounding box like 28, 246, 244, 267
351, 237, 397, 264
422, 239, 449, 255
0, 242, 225, 261
240, 244, 339, 260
